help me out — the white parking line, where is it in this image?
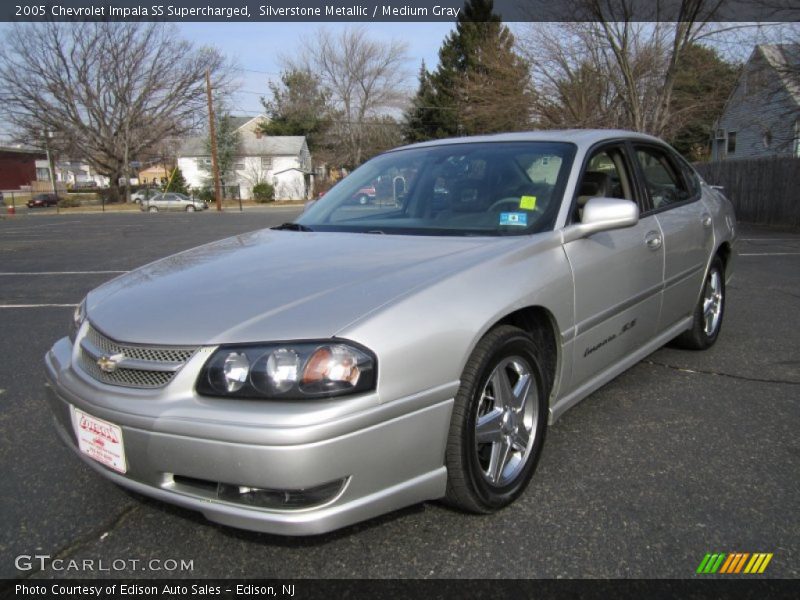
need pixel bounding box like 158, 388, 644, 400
0, 304, 78, 308
0, 271, 128, 276
739, 252, 800, 256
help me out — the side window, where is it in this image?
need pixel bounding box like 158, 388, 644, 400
574, 146, 634, 221
634, 146, 692, 210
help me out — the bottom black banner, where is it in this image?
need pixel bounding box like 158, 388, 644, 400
1, 579, 799, 600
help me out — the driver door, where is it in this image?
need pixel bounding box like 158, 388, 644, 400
563, 143, 664, 392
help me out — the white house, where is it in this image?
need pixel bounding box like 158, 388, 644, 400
35, 159, 109, 188
177, 116, 312, 200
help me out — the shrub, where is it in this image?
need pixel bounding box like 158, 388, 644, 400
195, 187, 215, 202
252, 182, 275, 203
58, 196, 82, 208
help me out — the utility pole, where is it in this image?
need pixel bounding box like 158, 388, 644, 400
43, 130, 59, 215
205, 68, 223, 212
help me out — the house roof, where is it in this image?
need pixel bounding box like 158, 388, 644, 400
177, 135, 307, 158
759, 44, 800, 106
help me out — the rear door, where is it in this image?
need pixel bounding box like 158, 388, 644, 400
632, 144, 713, 332
564, 142, 664, 390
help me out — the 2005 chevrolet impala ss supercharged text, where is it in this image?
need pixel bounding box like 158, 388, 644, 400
45, 130, 736, 535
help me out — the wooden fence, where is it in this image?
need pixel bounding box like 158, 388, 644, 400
694, 157, 800, 228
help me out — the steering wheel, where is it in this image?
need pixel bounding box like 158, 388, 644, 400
488, 197, 538, 213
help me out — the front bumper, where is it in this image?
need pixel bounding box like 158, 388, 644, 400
45, 337, 454, 535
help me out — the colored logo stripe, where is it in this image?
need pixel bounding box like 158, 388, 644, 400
697, 553, 773, 574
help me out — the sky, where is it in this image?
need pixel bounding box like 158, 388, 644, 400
0, 21, 455, 140
176, 22, 456, 118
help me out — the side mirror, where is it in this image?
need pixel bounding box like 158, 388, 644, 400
563, 197, 639, 243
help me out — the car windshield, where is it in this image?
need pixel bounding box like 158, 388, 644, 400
297, 141, 577, 236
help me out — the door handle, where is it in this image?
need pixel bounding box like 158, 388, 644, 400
701, 214, 712, 228
645, 231, 662, 250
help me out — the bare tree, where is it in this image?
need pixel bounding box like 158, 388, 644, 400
519, 0, 730, 137
289, 26, 409, 167
0, 22, 230, 201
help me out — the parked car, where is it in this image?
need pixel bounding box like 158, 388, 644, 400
45, 130, 736, 535
27, 193, 59, 208
140, 192, 207, 212
351, 185, 376, 205
130, 190, 150, 204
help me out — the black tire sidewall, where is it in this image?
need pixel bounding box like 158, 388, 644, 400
454, 328, 548, 511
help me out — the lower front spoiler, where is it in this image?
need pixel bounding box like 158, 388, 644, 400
46, 381, 452, 536
52, 411, 446, 535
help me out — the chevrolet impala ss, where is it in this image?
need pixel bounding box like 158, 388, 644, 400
45, 130, 736, 535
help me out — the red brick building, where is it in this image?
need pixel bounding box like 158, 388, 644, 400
0, 147, 46, 190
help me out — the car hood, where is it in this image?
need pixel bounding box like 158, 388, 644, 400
86, 229, 516, 346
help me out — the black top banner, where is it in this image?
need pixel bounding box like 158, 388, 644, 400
3, 0, 799, 22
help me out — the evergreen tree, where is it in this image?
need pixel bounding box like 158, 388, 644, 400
258, 69, 330, 154
403, 0, 531, 141
202, 109, 242, 190
668, 44, 739, 160
163, 166, 189, 195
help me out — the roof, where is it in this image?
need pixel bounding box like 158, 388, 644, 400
0, 145, 46, 156
393, 129, 665, 152
758, 44, 800, 105
177, 135, 307, 157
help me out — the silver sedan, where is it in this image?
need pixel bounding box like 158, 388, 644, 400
45, 130, 736, 535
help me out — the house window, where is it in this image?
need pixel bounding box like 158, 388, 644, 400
794, 120, 800, 158
234, 161, 245, 170
727, 132, 737, 155
196, 157, 211, 167
261, 157, 273, 170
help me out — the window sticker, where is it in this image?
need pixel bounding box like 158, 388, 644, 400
499, 212, 528, 226
519, 195, 537, 210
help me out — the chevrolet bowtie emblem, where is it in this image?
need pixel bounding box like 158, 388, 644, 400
97, 353, 124, 373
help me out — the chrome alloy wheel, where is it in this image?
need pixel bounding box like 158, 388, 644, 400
474, 356, 539, 487
703, 268, 723, 336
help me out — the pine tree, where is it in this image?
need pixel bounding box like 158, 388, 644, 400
163, 166, 189, 195
403, 0, 531, 141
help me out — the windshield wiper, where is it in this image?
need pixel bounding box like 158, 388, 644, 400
271, 222, 314, 232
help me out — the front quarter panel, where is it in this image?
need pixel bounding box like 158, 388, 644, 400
337, 231, 575, 409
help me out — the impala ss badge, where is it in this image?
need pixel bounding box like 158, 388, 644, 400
97, 353, 124, 373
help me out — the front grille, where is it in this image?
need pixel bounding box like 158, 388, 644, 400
78, 324, 197, 389
85, 325, 195, 363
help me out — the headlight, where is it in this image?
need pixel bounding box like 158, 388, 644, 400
70, 298, 87, 341
196, 341, 376, 399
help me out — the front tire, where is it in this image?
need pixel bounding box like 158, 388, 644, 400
186, 205, 195, 212
148, 206, 158, 213
358, 194, 369, 205
445, 325, 549, 513
673, 256, 725, 350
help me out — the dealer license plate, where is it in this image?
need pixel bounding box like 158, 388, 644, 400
71, 406, 127, 473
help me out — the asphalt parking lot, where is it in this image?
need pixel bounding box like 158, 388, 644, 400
0, 210, 797, 580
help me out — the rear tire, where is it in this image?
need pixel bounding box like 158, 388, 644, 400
673, 256, 725, 350
445, 325, 549, 514
148, 206, 158, 213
